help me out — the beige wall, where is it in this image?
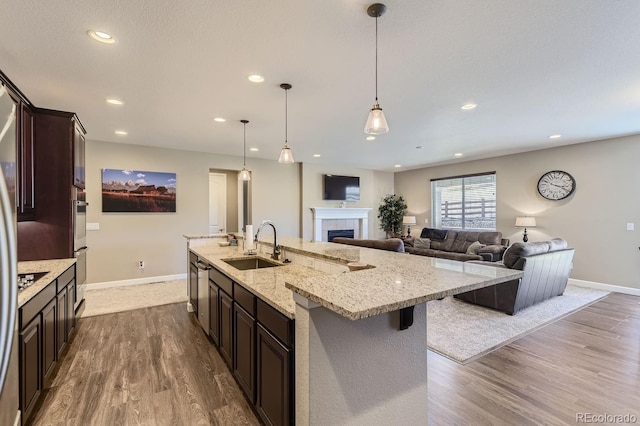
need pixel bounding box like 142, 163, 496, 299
394, 135, 640, 290
300, 163, 394, 240
86, 140, 299, 284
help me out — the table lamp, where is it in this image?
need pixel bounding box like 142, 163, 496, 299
515, 216, 536, 242
403, 215, 417, 237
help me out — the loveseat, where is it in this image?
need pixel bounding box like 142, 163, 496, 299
405, 228, 509, 262
331, 237, 405, 252
454, 238, 574, 314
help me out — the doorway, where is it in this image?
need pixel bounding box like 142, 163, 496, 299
208, 169, 252, 234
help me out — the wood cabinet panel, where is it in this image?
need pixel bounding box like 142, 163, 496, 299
189, 262, 198, 314
66, 281, 76, 335
257, 324, 291, 426
209, 282, 220, 346
42, 299, 57, 379
18, 103, 35, 218
56, 287, 67, 358
234, 303, 256, 403
219, 290, 234, 368
20, 317, 41, 421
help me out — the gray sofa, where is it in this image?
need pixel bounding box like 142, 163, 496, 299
405, 228, 508, 262
454, 238, 575, 314
331, 237, 405, 252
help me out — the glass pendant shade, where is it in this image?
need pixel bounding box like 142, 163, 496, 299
364, 101, 389, 135
278, 145, 294, 163
239, 168, 251, 181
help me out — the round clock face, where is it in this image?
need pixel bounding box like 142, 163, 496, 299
537, 170, 576, 200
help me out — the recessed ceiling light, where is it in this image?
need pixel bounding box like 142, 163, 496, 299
394, 164, 402, 168
87, 30, 116, 44
366, 136, 376, 141
461, 103, 477, 110
313, 154, 321, 158
248, 75, 264, 83
454, 152, 463, 157
114, 130, 128, 135
549, 134, 562, 139
106, 98, 124, 105
249, 147, 259, 152
213, 117, 226, 123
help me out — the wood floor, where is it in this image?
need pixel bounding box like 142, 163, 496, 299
29, 303, 259, 426
30, 293, 639, 425
428, 292, 640, 425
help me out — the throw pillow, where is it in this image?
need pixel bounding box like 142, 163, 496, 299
466, 241, 486, 255
413, 237, 431, 249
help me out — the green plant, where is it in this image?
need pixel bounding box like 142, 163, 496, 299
377, 194, 407, 236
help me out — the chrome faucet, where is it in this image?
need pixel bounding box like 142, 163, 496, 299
255, 220, 281, 261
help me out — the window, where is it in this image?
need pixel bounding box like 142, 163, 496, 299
431, 172, 496, 231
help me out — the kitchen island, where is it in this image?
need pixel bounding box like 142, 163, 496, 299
186, 235, 523, 425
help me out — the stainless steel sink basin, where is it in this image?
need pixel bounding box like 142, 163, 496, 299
222, 257, 281, 270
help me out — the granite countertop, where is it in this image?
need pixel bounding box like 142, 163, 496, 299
189, 236, 523, 321
278, 236, 524, 321
18, 258, 76, 307
188, 244, 326, 319
183, 233, 243, 240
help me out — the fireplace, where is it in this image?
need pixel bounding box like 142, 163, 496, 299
310, 207, 372, 242
328, 229, 355, 242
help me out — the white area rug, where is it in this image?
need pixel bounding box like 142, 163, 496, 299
427, 284, 610, 364
80, 279, 188, 318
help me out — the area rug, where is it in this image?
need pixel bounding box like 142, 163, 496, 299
427, 284, 610, 364
80, 279, 188, 318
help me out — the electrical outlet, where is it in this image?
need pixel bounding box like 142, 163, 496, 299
138, 261, 144, 269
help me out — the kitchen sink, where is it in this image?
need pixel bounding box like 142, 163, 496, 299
222, 257, 282, 270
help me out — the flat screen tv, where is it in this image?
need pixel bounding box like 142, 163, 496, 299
323, 174, 360, 201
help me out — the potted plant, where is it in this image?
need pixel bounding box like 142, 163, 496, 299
377, 194, 407, 238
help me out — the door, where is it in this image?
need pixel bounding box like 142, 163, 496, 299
209, 172, 226, 234
257, 324, 291, 426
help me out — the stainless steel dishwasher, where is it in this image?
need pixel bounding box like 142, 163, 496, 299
196, 261, 212, 335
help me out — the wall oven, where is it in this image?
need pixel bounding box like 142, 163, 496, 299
73, 187, 87, 310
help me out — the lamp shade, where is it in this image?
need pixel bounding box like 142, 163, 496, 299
515, 216, 536, 227
364, 103, 389, 135
402, 215, 417, 226
278, 146, 294, 163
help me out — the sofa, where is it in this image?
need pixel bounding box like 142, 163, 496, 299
454, 238, 575, 314
405, 228, 509, 262
331, 237, 405, 252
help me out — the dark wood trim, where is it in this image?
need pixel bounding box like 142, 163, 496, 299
430, 171, 496, 182
0, 69, 32, 105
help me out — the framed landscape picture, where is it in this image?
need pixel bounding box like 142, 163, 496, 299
102, 169, 176, 213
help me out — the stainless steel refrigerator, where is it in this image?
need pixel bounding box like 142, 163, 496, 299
0, 82, 20, 425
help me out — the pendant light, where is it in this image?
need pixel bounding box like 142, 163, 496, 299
239, 119, 251, 181
278, 83, 295, 163
364, 3, 389, 135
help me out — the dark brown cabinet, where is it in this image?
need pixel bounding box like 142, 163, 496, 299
189, 261, 198, 315
19, 266, 76, 424
42, 299, 57, 379
219, 290, 234, 368
19, 316, 41, 422
56, 286, 67, 358
234, 303, 256, 403
18, 103, 35, 219
257, 324, 291, 426
209, 282, 220, 346
73, 124, 85, 188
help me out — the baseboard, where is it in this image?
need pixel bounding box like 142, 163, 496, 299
86, 273, 187, 290
569, 278, 640, 296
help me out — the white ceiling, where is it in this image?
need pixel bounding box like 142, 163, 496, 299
2, 1, 640, 171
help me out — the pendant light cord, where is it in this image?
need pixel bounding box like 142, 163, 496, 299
375, 15, 379, 101
243, 122, 247, 167
284, 88, 288, 146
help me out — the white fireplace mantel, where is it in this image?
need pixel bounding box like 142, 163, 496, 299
310, 207, 372, 242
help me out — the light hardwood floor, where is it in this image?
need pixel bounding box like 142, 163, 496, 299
30, 293, 639, 425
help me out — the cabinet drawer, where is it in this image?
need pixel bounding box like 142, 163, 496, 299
234, 283, 255, 316
189, 251, 198, 265
57, 265, 75, 292
210, 267, 233, 296
20, 280, 56, 329
257, 299, 293, 347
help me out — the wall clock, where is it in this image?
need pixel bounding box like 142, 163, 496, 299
537, 170, 576, 200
